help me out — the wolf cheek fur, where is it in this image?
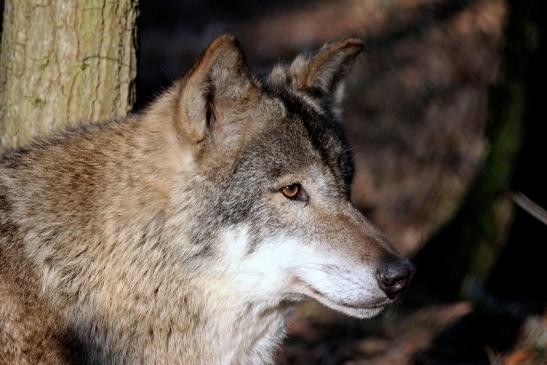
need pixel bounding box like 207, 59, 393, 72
0, 34, 414, 364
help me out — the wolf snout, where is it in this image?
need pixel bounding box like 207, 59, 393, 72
376, 256, 415, 299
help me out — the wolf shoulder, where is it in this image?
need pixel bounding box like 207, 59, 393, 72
0, 213, 78, 364
0, 121, 129, 365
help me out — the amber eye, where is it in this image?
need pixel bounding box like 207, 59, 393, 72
281, 184, 302, 199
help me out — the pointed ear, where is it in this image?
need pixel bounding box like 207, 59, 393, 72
269, 38, 363, 116
176, 34, 256, 145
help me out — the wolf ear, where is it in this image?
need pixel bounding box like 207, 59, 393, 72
269, 38, 363, 117
176, 34, 256, 145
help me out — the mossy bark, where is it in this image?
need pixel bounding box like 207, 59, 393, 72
0, 0, 138, 150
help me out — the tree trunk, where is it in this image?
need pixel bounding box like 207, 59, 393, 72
0, 0, 138, 150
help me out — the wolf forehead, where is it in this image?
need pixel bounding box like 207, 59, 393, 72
174, 34, 362, 194
236, 80, 355, 193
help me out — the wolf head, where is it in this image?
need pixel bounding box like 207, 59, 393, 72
149, 35, 414, 319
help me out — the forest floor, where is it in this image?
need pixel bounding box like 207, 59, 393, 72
277, 296, 546, 365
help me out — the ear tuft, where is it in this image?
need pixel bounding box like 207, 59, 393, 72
292, 38, 363, 93
269, 37, 363, 117
176, 34, 254, 145
194, 34, 246, 84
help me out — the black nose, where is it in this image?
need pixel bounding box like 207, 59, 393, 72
376, 256, 415, 299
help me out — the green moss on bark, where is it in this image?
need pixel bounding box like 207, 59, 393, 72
0, 0, 138, 150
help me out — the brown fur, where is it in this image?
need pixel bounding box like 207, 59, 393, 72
0, 34, 410, 364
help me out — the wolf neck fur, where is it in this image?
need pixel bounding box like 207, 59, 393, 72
2, 113, 289, 364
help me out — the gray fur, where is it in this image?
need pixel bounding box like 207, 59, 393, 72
0, 34, 409, 365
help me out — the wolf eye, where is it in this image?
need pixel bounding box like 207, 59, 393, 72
281, 184, 307, 201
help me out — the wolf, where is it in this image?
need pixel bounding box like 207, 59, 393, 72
0, 34, 414, 364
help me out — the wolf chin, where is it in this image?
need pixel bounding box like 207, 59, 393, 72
0, 35, 414, 364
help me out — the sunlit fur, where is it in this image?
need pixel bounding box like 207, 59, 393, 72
0, 35, 402, 364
